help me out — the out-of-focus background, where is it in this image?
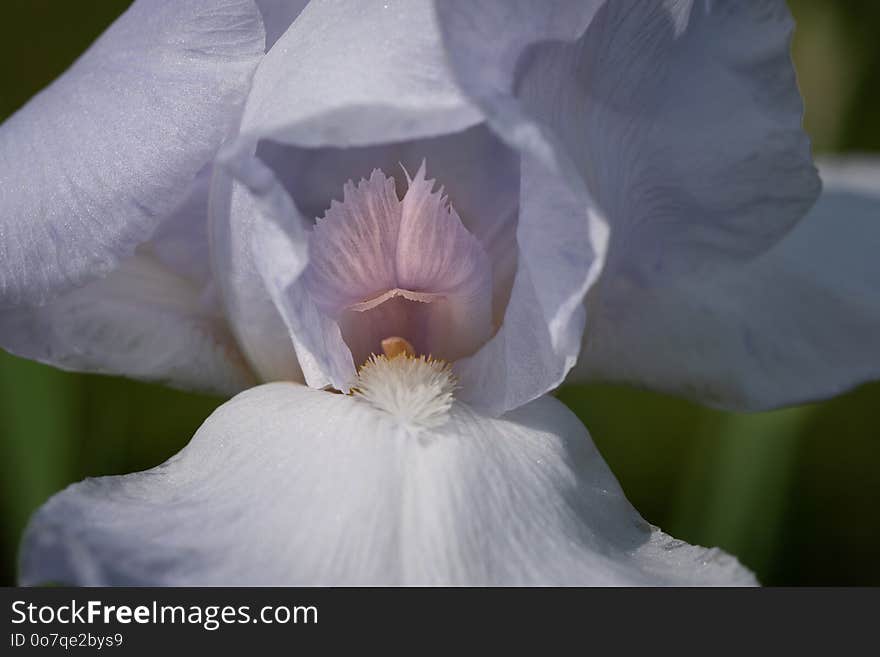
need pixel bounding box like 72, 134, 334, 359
1, 1, 878, 586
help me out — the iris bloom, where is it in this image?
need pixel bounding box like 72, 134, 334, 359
2, 0, 878, 585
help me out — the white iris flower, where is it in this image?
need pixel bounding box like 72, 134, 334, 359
2, 1, 878, 586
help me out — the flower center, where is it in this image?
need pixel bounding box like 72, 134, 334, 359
353, 336, 458, 429
303, 162, 493, 369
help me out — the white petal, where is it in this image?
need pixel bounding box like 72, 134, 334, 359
0, 0, 265, 308
431, 2, 616, 413
254, 124, 520, 327
20, 383, 755, 586
237, 0, 481, 148
248, 183, 353, 390
144, 167, 214, 288
216, 0, 608, 411
573, 158, 880, 410
212, 0, 484, 384
209, 154, 307, 385
0, 254, 255, 396
437, 1, 820, 273
437, 0, 602, 105
436, 2, 821, 412
1, 166, 254, 394
456, 153, 608, 414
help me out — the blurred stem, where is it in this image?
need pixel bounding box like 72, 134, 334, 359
673, 406, 813, 583
0, 353, 80, 581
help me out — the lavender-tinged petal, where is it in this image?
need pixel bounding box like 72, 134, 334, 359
436, 1, 821, 412
254, 125, 520, 327
213, 0, 484, 385
305, 171, 403, 315
438, 1, 819, 273
252, 197, 356, 391
574, 159, 880, 410
456, 154, 607, 413
0, 0, 265, 308
0, 254, 255, 396
240, 0, 481, 147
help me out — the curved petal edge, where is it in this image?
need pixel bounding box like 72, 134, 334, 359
20, 383, 756, 586
573, 158, 880, 410
0, 0, 265, 308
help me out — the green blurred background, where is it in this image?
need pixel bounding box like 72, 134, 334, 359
1, 1, 878, 586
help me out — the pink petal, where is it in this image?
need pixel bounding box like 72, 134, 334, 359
304, 164, 493, 365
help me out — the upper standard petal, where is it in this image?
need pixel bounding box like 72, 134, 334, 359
436, 1, 820, 274
216, 1, 608, 412
0, 0, 265, 308
435, 0, 823, 411
573, 158, 880, 410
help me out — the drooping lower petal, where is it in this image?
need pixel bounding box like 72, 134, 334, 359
20, 382, 755, 586
573, 159, 880, 410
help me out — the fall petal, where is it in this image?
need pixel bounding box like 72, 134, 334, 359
20, 383, 755, 586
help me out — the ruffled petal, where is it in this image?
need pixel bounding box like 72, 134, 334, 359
20, 382, 755, 586
304, 164, 493, 366
255, 125, 520, 326
0, 0, 265, 308
435, 2, 821, 411
437, 1, 820, 272
1, 163, 255, 395
305, 171, 404, 314
212, 0, 485, 385
573, 158, 880, 410
219, 0, 609, 413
